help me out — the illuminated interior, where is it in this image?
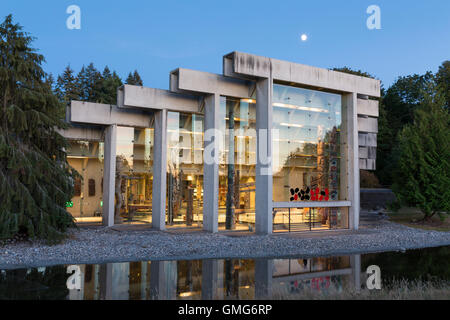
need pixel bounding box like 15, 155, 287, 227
166, 111, 204, 227
67, 140, 105, 224
218, 97, 256, 230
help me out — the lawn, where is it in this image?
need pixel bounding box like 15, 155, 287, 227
387, 207, 450, 232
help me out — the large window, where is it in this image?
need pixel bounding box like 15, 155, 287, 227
116, 126, 154, 224
67, 140, 104, 224
166, 112, 204, 227
272, 84, 342, 203
218, 97, 256, 230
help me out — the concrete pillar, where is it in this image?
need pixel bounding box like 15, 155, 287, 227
203, 94, 221, 233
201, 259, 219, 299
152, 109, 168, 230
343, 93, 360, 230
350, 254, 361, 292
99, 263, 113, 300
102, 124, 117, 227
255, 78, 273, 234
255, 259, 273, 299
111, 262, 129, 300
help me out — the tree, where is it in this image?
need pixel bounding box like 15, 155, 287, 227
436, 60, 450, 111
0, 15, 76, 241
99, 67, 122, 104
55, 65, 79, 105
392, 85, 450, 221
125, 70, 143, 86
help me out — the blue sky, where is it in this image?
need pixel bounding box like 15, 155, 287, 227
2, 0, 449, 89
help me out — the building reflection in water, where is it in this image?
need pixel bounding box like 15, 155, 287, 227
65, 255, 361, 300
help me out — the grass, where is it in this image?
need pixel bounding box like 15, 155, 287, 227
271, 279, 450, 300
386, 207, 450, 232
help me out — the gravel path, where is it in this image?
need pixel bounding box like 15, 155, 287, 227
0, 212, 449, 270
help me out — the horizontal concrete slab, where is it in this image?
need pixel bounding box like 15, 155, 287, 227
120, 85, 200, 113
357, 99, 379, 117
359, 158, 376, 170
358, 133, 377, 147
224, 52, 381, 97
70, 101, 153, 127
57, 125, 104, 141
170, 68, 253, 98
357, 117, 378, 133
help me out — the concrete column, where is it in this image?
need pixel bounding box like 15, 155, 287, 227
255, 78, 273, 234
99, 263, 113, 300
203, 94, 221, 233
350, 254, 361, 292
201, 259, 219, 299
150, 261, 167, 300
152, 109, 168, 230
102, 124, 117, 227
255, 259, 273, 299
343, 93, 360, 230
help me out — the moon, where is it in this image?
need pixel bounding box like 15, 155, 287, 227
300, 34, 308, 41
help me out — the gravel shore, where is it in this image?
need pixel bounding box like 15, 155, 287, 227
0, 212, 449, 270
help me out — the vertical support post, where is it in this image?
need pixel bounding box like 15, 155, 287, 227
153, 109, 167, 230
201, 259, 219, 299
350, 254, 361, 292
103, 124, 117, 227
150, 261, 166, 300
255, 78, 273, 235
203, 94, 221, 233
99, 263, 113, 300
343, 93, 360, 230
255, 259, 273, 299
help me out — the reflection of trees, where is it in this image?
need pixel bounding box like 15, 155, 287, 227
280, 126, 339, 191
0, 266, 69, 300
361, 246, 450, 283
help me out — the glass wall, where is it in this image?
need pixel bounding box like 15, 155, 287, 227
67, 140, 104, 224
116, 126, 154, 224
166, 112, 204, 227
273, 207, 349, 232
272, 84, 342, 203
218, 97, 256, 230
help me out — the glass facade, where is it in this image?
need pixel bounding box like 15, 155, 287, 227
272, 84, 342, 203
273, 207, 349, 232
66, 140, 105, 224
166, 112, 204, 227
116, 126, 154, 224
218, 97, 256, 230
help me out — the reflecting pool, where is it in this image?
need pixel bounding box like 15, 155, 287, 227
0, 246, 448, 300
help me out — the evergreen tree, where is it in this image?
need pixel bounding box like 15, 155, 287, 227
392, 85, 450, 221
0, 15, 76, 241
436, 60, 450, 111
77, 63, 103, 101
99, 67, 122, 104
55, 65, 79, 104
125, 70, 143, 86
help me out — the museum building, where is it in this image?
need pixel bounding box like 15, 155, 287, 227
61, 51, 380, 234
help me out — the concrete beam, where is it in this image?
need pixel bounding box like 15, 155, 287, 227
224, 52, 381, 97
119, 85, 201, 113
358, 116, 378, 133
358, 133, 377, 147
170, 68, 253, 98
357, 99, 379, 117
58, 125, 104, 141
70, 101, 152, 127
